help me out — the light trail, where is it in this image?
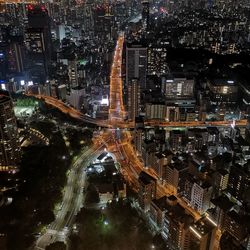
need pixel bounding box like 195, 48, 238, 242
109, 33, 126, 121
26, 93, 247, 129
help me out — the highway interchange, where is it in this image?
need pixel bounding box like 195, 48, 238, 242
33, 34, 244, 250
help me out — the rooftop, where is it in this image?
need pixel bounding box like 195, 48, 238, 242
139, 171, 156, 185
211, 195, 234, 211
191, 217, 215, 236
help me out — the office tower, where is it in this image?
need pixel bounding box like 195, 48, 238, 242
150, 196, 169, 229
57, 84, 67, 100
67, 87, 85, 110
0, 95, 21, 167
126, 44, 147, 89
162, 195, 194, 250
161, 77, 194, 99
222, 210, 250, 248
138, 171, 157, 212
7, 42, 25, 74
165, 160, 189, 194
212, 169, 229, 196
228, 164, 249, 202
141, 139, 155, 165
68, 59, 79, 88
191, 180, 213, 214
147, 43, 168, 76
153, 151, 173, 180
207, 79, 238, 105
83, 0, 94, 32
93, 5, 106, 33
141, 1, 149, 30
189, 218, 216, 250
209, 195, 235, 229
134, 127, 144, 155
25, 5, 52, 83
128, 78, 140, 121
169, 130, 186, 152
145, 103, 166, 120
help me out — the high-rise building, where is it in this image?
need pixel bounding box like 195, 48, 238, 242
0, 95, 21, 168
162, 195, 193, 250
68, 59, 79, 88
128, 78, 140, 121
134, 127, 144, 155
138, 171, 157, 212
222, 210, 249, 246
189, 217, 216, 250
7, 42, 25, 74
67, 87, 85, 110
25, 5, 52, 83
153, 152, 172, 180
213, 169, 229, 196
83, 0, 94, 32
207, 79, 238, 105
150, 196, 169, 229
145, 103, 166, 120
147, 44, 168, 76
228, 164, 249, 202
141, 1, 149, 30
169, 130, 186, 152
190, 180, 213, 214
165, 160, 189, 194
141, 139, 156, 167
161, 77, 194, 99
208, 195, 235, 229
126, 44, 147, 89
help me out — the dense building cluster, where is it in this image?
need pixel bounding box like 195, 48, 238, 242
122, 1, 250, 250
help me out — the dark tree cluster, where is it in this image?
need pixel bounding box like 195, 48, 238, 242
0, 122, 70, 250
72, 200, 165, 250
65, 127, 93, 154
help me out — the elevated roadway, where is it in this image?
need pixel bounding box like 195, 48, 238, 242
27, 94, 247, 129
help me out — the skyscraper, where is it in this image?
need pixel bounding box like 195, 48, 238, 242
141, 1, 149, 30
7, 42, 25, 74
138, 171, 157, 212
0, 95, 21, 167
128, 78, 140, 121
68, 59, 79, 88
126, 44, 147, 89
147, 43, 168, 76
227, 164, 249, 202
25, 5, 52, 83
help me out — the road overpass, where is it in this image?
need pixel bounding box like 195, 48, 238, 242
27, 94, 247, 129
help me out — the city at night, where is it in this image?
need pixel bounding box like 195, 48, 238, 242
0, 0, 249, 249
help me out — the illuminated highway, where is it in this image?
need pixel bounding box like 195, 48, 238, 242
109, 33, 125, 121
27, 94, 247, 130
35, 142, 106, 250
29, 35, 243, 250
